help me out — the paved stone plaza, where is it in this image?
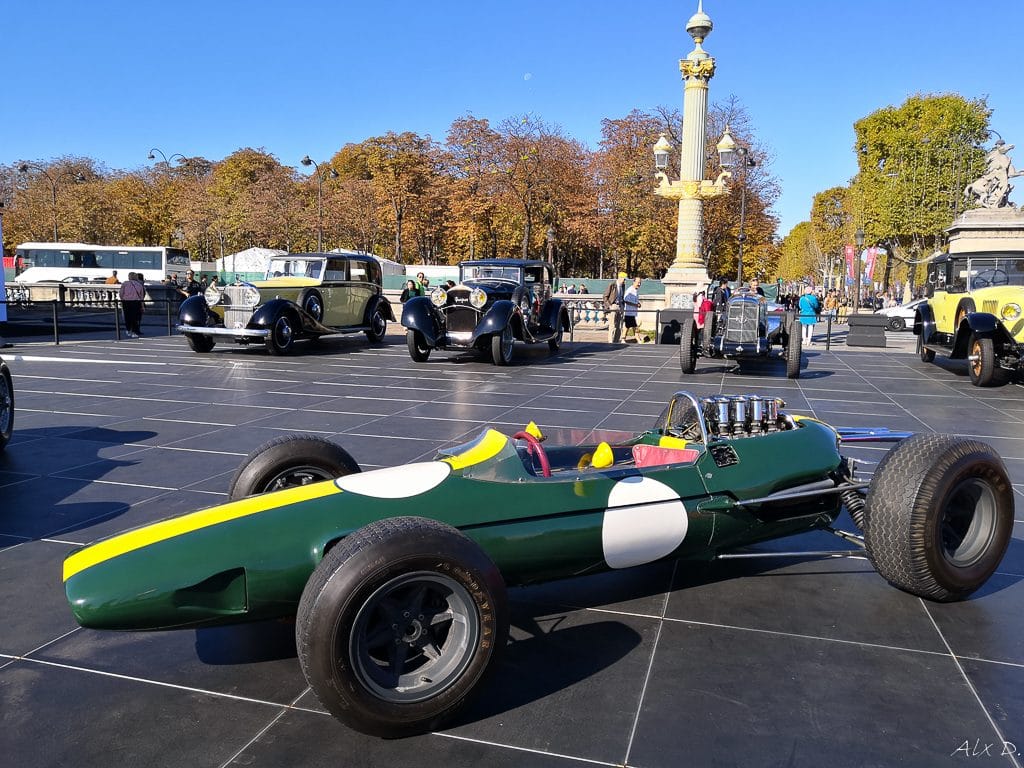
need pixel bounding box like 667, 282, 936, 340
1, 330, 1022, 767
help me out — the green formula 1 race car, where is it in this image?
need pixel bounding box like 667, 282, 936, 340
62, 391, 1015, 738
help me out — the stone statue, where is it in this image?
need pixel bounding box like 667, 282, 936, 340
964, 140, 1024, 209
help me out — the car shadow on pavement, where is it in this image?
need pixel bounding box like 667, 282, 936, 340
0, 426, 158, 542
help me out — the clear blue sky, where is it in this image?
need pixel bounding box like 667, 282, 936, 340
4, 1, 1022, 238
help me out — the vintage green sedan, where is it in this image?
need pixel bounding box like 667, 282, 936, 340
178, 251, 394, 355
63, 391, 1014, 737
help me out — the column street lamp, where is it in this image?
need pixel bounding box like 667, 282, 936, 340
301, 155, 340, 252
17, 162, 86, 242
853, 226, 865, 315
717, 129, 756, 284
651, 1, 731, 308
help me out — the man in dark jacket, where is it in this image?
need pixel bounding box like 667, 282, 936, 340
712, 278, 731, 309
603, 272, 627, 343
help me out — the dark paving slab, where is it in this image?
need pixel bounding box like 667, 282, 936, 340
1, 337, 1022, 767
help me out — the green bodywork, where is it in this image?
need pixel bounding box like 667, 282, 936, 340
64, 418, 844, 631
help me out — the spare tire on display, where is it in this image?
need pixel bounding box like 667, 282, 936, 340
864, 433, 1013, 601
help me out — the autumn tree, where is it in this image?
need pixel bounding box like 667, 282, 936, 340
776, 221, 819, 283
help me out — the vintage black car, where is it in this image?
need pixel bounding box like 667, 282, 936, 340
680, 290, 802, 378
178, 252, 394, 355
401, 259, 571, 365
0, 356, 12, 452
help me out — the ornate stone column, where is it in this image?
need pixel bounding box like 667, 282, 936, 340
655, 2, 729, 308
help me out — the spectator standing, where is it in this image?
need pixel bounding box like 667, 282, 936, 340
578, 283, 589, 294
208, 275, 220, 293
179, 270, 202, 299
400, 280, 417, 303
603, 272, 627, 343
105, 270, 120, 285
414, 272, 427, 296
712, 278, 731, 309
566, 283, 577, 295
623, 277, 642, 340
692, 288, 713, 329
119, 272, 146, 338
824, 289, 839, 322
798, 285, 821, 346
749, 278, 765, 297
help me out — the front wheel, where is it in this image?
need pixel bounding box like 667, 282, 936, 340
296, 516, 508, 738
785, 319, 802, 379
267, 314, 296, 355
0, 362, 13, 452
864, 434, 1013, 601
918, 334, 935, 363
491, 325, 514, 365
227, 434, 361, 500
365, 306, 388, 343
887, 316, 906, 332
968, 334, 997, 387
679, 316, 697, 374
548, 321, 563, 352
186, 333, 216, 353
407, 330, 431, 362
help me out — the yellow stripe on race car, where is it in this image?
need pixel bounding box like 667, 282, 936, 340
442, 429, 508, 470
62, 481, 342, 582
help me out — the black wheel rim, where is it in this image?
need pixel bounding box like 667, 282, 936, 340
275, 317, 293, 348
349, 571, 478, 704
259, 465, 336, 493
940, 477, 997, 567
0, 372, 11, 436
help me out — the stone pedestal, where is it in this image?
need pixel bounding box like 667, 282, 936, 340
946, 208, 1024, 254
662, 266, 711, 310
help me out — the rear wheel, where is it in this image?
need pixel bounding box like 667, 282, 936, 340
968, 334, 997, 387
0, 362, 13, 452
296, 516, 508, 738
407, 330, 431, 362
679, 316, 697, 374
864, 434, 1013, 601
267, 314, 296, 355
887, 316, 906, 332
491, 325, 514, 365
365, 305, 388, 343
186, 333, 216, 354
228, 434, 361, 500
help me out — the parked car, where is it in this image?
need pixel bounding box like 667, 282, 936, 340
401, 259, 571, 365
62, 390, 1014, 737
874, 297, 926, 331
680, 289, 802, 378
0, 356, 12, 451
915, 252, 1024, 385
178, 252, 394, 355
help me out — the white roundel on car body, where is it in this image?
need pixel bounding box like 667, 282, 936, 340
335, 462, 450, 498
602, 476, 688, 569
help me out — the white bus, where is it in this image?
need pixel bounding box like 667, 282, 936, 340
13, 242, 191, 283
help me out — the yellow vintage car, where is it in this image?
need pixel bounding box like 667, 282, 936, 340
178, 252, 394, 355
915, 252, 1024, 385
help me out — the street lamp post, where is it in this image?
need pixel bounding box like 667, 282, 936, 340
147, 148, 186, 167
718, 137, 756, 285
301, 156, 339, 252
853, 227, 865, 315
651, 1, 731, 308
17, 162, 85, 242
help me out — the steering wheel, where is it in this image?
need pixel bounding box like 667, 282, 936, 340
972, 268, 1008, 289
513, 431, 551, 477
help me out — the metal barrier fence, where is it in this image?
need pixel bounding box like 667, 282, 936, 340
0, 297, 179, 345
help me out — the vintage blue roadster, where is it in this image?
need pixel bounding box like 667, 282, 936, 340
63, 391, 1014, 737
